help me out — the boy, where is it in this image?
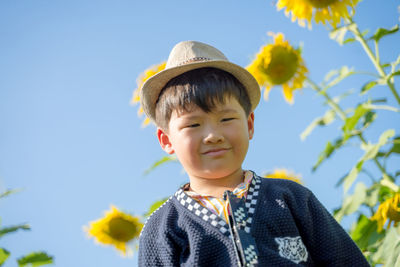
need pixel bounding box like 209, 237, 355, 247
138, 41, 369, 266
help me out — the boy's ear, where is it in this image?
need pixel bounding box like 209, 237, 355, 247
157, 128, 175, 154
247, 112, 255, 140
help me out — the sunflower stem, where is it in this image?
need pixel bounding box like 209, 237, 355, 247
306, 78, 347, 120
357, 133, 388, 177
361, 168, 377, 183
374, 40, 380, 66
346, 18, 400, 105
306, 77, 389, 178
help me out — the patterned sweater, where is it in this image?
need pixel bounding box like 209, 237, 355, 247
138, 173, 370, 266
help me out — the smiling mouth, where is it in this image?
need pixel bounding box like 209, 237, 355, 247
202, 148, 231, 156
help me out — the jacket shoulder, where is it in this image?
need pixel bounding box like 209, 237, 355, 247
255, 175, 316, 209
139, 195, 178, 239
258, 175, 311, 194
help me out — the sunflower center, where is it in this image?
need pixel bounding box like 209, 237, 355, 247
263, 46, 299, 85
387, 202, 400, 223
305, 0, 337, 8
107, 217, 138, 242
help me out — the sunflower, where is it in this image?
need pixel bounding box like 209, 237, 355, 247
264, 168, 302, 184
131, 62, 166, 127
247, 33, 308, 104
84, 205, 143, 256
276, 0, 359, 28
371, 193, 400, 232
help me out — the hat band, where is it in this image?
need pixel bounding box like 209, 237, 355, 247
177, 57, 212, 66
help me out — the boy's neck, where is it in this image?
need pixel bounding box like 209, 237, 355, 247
187, 168, 245, 199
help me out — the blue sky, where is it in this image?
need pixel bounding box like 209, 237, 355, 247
1, 1, 399, 266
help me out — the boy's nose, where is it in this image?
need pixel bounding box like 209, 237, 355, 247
203, 130, 224, 144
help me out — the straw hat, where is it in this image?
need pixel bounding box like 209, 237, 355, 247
140, 40, 261, 122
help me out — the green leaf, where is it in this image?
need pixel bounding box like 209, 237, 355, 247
350, 215, 384, 251
361, 29, 369, 37
364, 185, 380, 207
371, 226, 400, 266
143, 155, 177, 175
300, 109, 336, 141
363, 103, 399, 112
370, 24, 399, 42
360, 80, 378, 95
334, 183, 367, 222
335, 173, 348, 188
145, 198, 169, 217
343, 37, 355, 44
329, 25, 364, 46
388, 70, 400, 80
312, 138, 344, 171
327, 89, 355, 107
343, 161, 364, 193
340, 130, 395, 193
377, 136, 400, 157
345, 183, 367, 213
376, 151, 386, 158
329, 26, 349, 45
323, 69, 339, 83
342, 129, 396, 193
382, 63, 392, 70
389, 137, 400, 155
0, 224, 30, 238
0, 188, 22, 199
360, 129, 395, 162
361, 111, 377, 129
17, 252, 53, 267
343, 104, 370, 134
370, 98, 387, 103
380, 178, 399, 192
378, 185, 394, 203
0, 248, 10, 266
324, 66, 355, 89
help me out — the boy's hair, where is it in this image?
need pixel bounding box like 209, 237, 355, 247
154, 67, 252, 130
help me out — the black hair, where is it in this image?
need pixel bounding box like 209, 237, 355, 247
154, 67, 251, 130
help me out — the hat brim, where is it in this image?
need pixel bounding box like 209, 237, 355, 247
141, 60, 261, 122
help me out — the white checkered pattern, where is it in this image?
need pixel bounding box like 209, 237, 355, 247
276, 199, 286, 209
175, 189, 230, 236
233, 207, 251, 233
174, 174, 261, 237
243, 176, 261, 233
234, 207, 246, 222
244, 244, 258, 265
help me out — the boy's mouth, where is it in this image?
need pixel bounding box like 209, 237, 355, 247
202, 147, 231, 156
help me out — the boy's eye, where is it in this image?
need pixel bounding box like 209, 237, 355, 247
186, 123, 200, 128
221, 118, 234, 122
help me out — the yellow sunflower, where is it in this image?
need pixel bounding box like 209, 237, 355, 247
276, 0, 359, 28
264, 168, 303, 184
371, 193, 400, 232
131, 62, 166, 127
247, 33, 308, 104
84, 205, 143, 256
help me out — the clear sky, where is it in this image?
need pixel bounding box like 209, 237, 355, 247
1, 1, 399, 266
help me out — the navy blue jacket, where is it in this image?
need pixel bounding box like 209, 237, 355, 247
138, 173, 369, 266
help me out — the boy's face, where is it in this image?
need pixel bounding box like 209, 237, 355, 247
157, 97, 254, 181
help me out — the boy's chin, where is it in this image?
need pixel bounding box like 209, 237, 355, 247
190, 168, 243, 180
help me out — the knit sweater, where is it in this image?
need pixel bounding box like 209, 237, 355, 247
138, 173, 370, 266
